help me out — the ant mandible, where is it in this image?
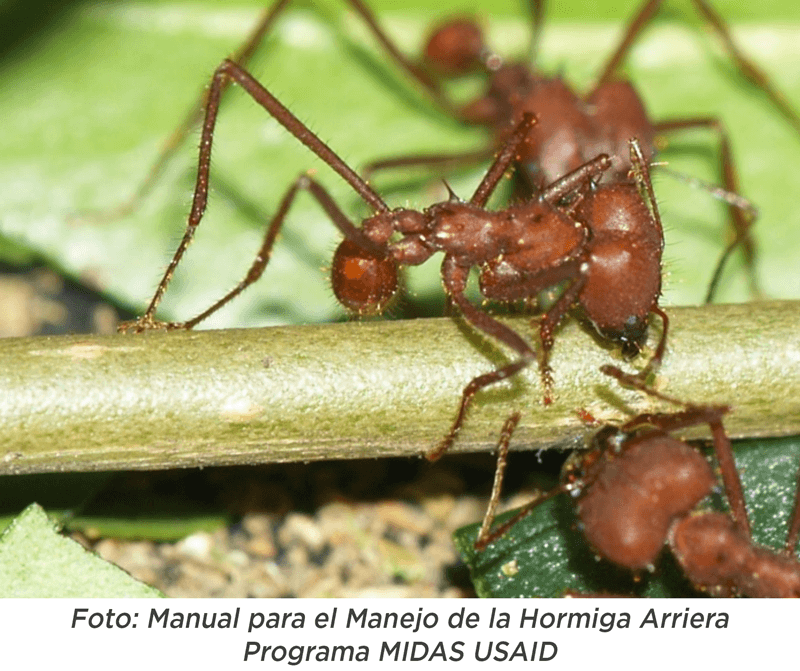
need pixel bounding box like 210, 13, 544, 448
120, 57, 667, 460
475, 365, 800, 597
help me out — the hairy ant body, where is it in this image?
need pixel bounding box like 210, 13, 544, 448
120, 55, 668, 459
86, 0, 794, 302
476, 366, 800, 597
361, 0, 800, 299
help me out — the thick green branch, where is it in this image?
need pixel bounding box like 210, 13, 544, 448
0, 301, 798, 475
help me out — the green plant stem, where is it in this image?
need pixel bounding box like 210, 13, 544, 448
0, 301, 798, 475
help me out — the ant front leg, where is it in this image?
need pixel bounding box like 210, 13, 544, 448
89, 0, 448, 223
119, 174, 389, 332
426, 258, 538, 462
121, 59, 391, 332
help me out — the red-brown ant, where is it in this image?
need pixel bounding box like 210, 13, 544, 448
86, 0, 787, 302
358, 0, 798, 300
119, 56, 668, 460
475, 365, 800, 597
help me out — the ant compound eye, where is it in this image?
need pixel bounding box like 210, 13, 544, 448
595, 314, 648, 359
332, 239, 398, 313
423, 19, 485, 76
618, 314, 649, 358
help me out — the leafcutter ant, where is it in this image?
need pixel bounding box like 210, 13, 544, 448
119, 55, 668, 459
475, 365, 800, 597
359, 0, 798, 300
80, 0, 794, 304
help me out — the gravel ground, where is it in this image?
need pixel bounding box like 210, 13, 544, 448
67, 445, 556, 598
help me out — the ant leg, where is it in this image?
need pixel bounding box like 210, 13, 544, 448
525, 0, 546, 68
366, 93, 533, 187
707, 418, 751, 538
475, 412, 520, 550
593, 0, 662, 88
470, 113, 537, 207
639, 305, 668, 378
627, 140, 669, 376
596, 0, 800, 137
476, 428, 565, 550
534, 274, 588, 401
629, 137, 664, 240
80, 0, 292, 224
125, 60, 389, 330
538, 154, 613, 205
654, 117, 759, 301
119, 174, 379, 332
88, 0, 466, 222
601, 364, 751, 536
426, 258, 538, 462
87, 0, 464, 222
122, 59, 389, 331
211, 61, 388, 211
689, 0, 800, 135
344, 0, 449, 105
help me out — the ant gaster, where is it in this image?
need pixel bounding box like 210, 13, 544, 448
476, 366, 800, 597
120, 59, 667, 460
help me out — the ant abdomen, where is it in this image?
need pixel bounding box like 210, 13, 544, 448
584, 81, 655, 179
423, 18, 485, 77
509, 79, 595, 186
331, 239, 398, 313
576, 433, 716, 570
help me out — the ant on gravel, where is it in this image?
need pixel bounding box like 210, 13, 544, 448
119, 54, 668, 460
475, 365, 800, 597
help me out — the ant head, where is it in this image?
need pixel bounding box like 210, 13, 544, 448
562, 424, 626, 494
608, 314, 649, 359
580, 240, 657, 357
331, 239, 398, 313
423, 18, 487, 77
